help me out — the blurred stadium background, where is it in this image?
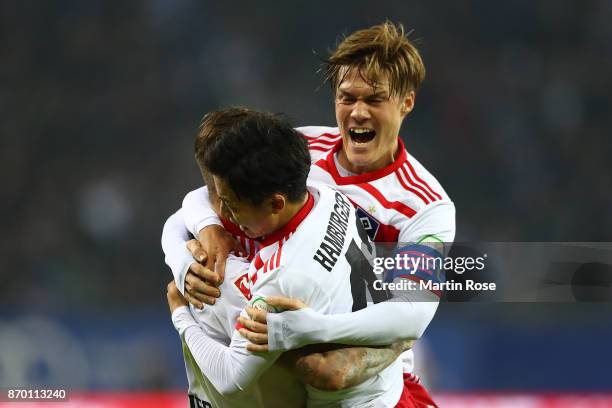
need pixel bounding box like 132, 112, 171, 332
1, 0, 611, 406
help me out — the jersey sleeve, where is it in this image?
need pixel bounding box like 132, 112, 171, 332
182, 186, 223, 237
266, 299, 438, 351
398, 200, 456, 246
171, 266, 325, 395
172, 306, 282, 396
161, 209, 195, 295
295, 126, 341, 162
265, 241, 443, 351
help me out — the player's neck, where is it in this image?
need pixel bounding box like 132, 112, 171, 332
337, 142, 399, 175
275, 192, 309, 230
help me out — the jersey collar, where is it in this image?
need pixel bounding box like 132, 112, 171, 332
260, 192, 314, 247
323, 137, 407, 185
220, 216, 245, 238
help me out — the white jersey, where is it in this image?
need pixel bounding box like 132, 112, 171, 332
180, 256, 264, 408
161, 210, 304, 407
169, 184, 403, 407
237, 183, 403, 408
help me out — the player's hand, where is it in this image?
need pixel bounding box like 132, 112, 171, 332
183, 229, 243, 309
266, 296, 308, 311
238, 296, 308, 352
166, 281, 188, 313
196, 224, 245, 282
183, 262, 222, 309
238, 307, 269, 352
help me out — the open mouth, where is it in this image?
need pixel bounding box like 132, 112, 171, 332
348, 128, 376, 144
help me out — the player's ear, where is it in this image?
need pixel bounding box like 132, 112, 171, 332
269, 194, 286, 214
400, 90, 415, 117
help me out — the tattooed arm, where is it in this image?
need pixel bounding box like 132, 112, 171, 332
278, 340, 413, 391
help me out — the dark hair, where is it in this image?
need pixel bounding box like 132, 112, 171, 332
194, 109, 254, 201
195, 107, 310, 205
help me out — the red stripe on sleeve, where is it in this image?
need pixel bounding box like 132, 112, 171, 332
395, 168, 431, 205
404, 161, 443, 201
318, 132, 341, 139
308, 138, 339, 147
400, 165, 437, 202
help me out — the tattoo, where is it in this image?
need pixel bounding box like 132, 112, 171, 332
340, 346, 400, 389
281, 340, 412, 391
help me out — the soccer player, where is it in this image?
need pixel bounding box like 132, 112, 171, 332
165, 209, 409, 407
165, 21, 455, 406
167, 108, 415, 406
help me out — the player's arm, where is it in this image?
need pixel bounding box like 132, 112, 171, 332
161, 209, 199, 294
294, 126, 341, 160
241, 293, 435, 348
181, 186, 223, 235
172, 289, 404, 394
262, 275, 439, 351
161, 209, 224, 308
161, 185, 245, 306
256, 203, 455, 351
182, 186, 245, 282
168, 281, 282, 395
237, 296, 411, 390
240, 243, 447, 351
283, 340, 412, 391
399, 201, 456, 255
169, 268, 326, 395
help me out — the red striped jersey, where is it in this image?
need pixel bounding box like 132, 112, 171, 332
299, 126, 455, 245
299, 126, 455, 377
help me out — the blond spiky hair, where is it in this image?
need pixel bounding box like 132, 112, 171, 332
323, 21, 426, 97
